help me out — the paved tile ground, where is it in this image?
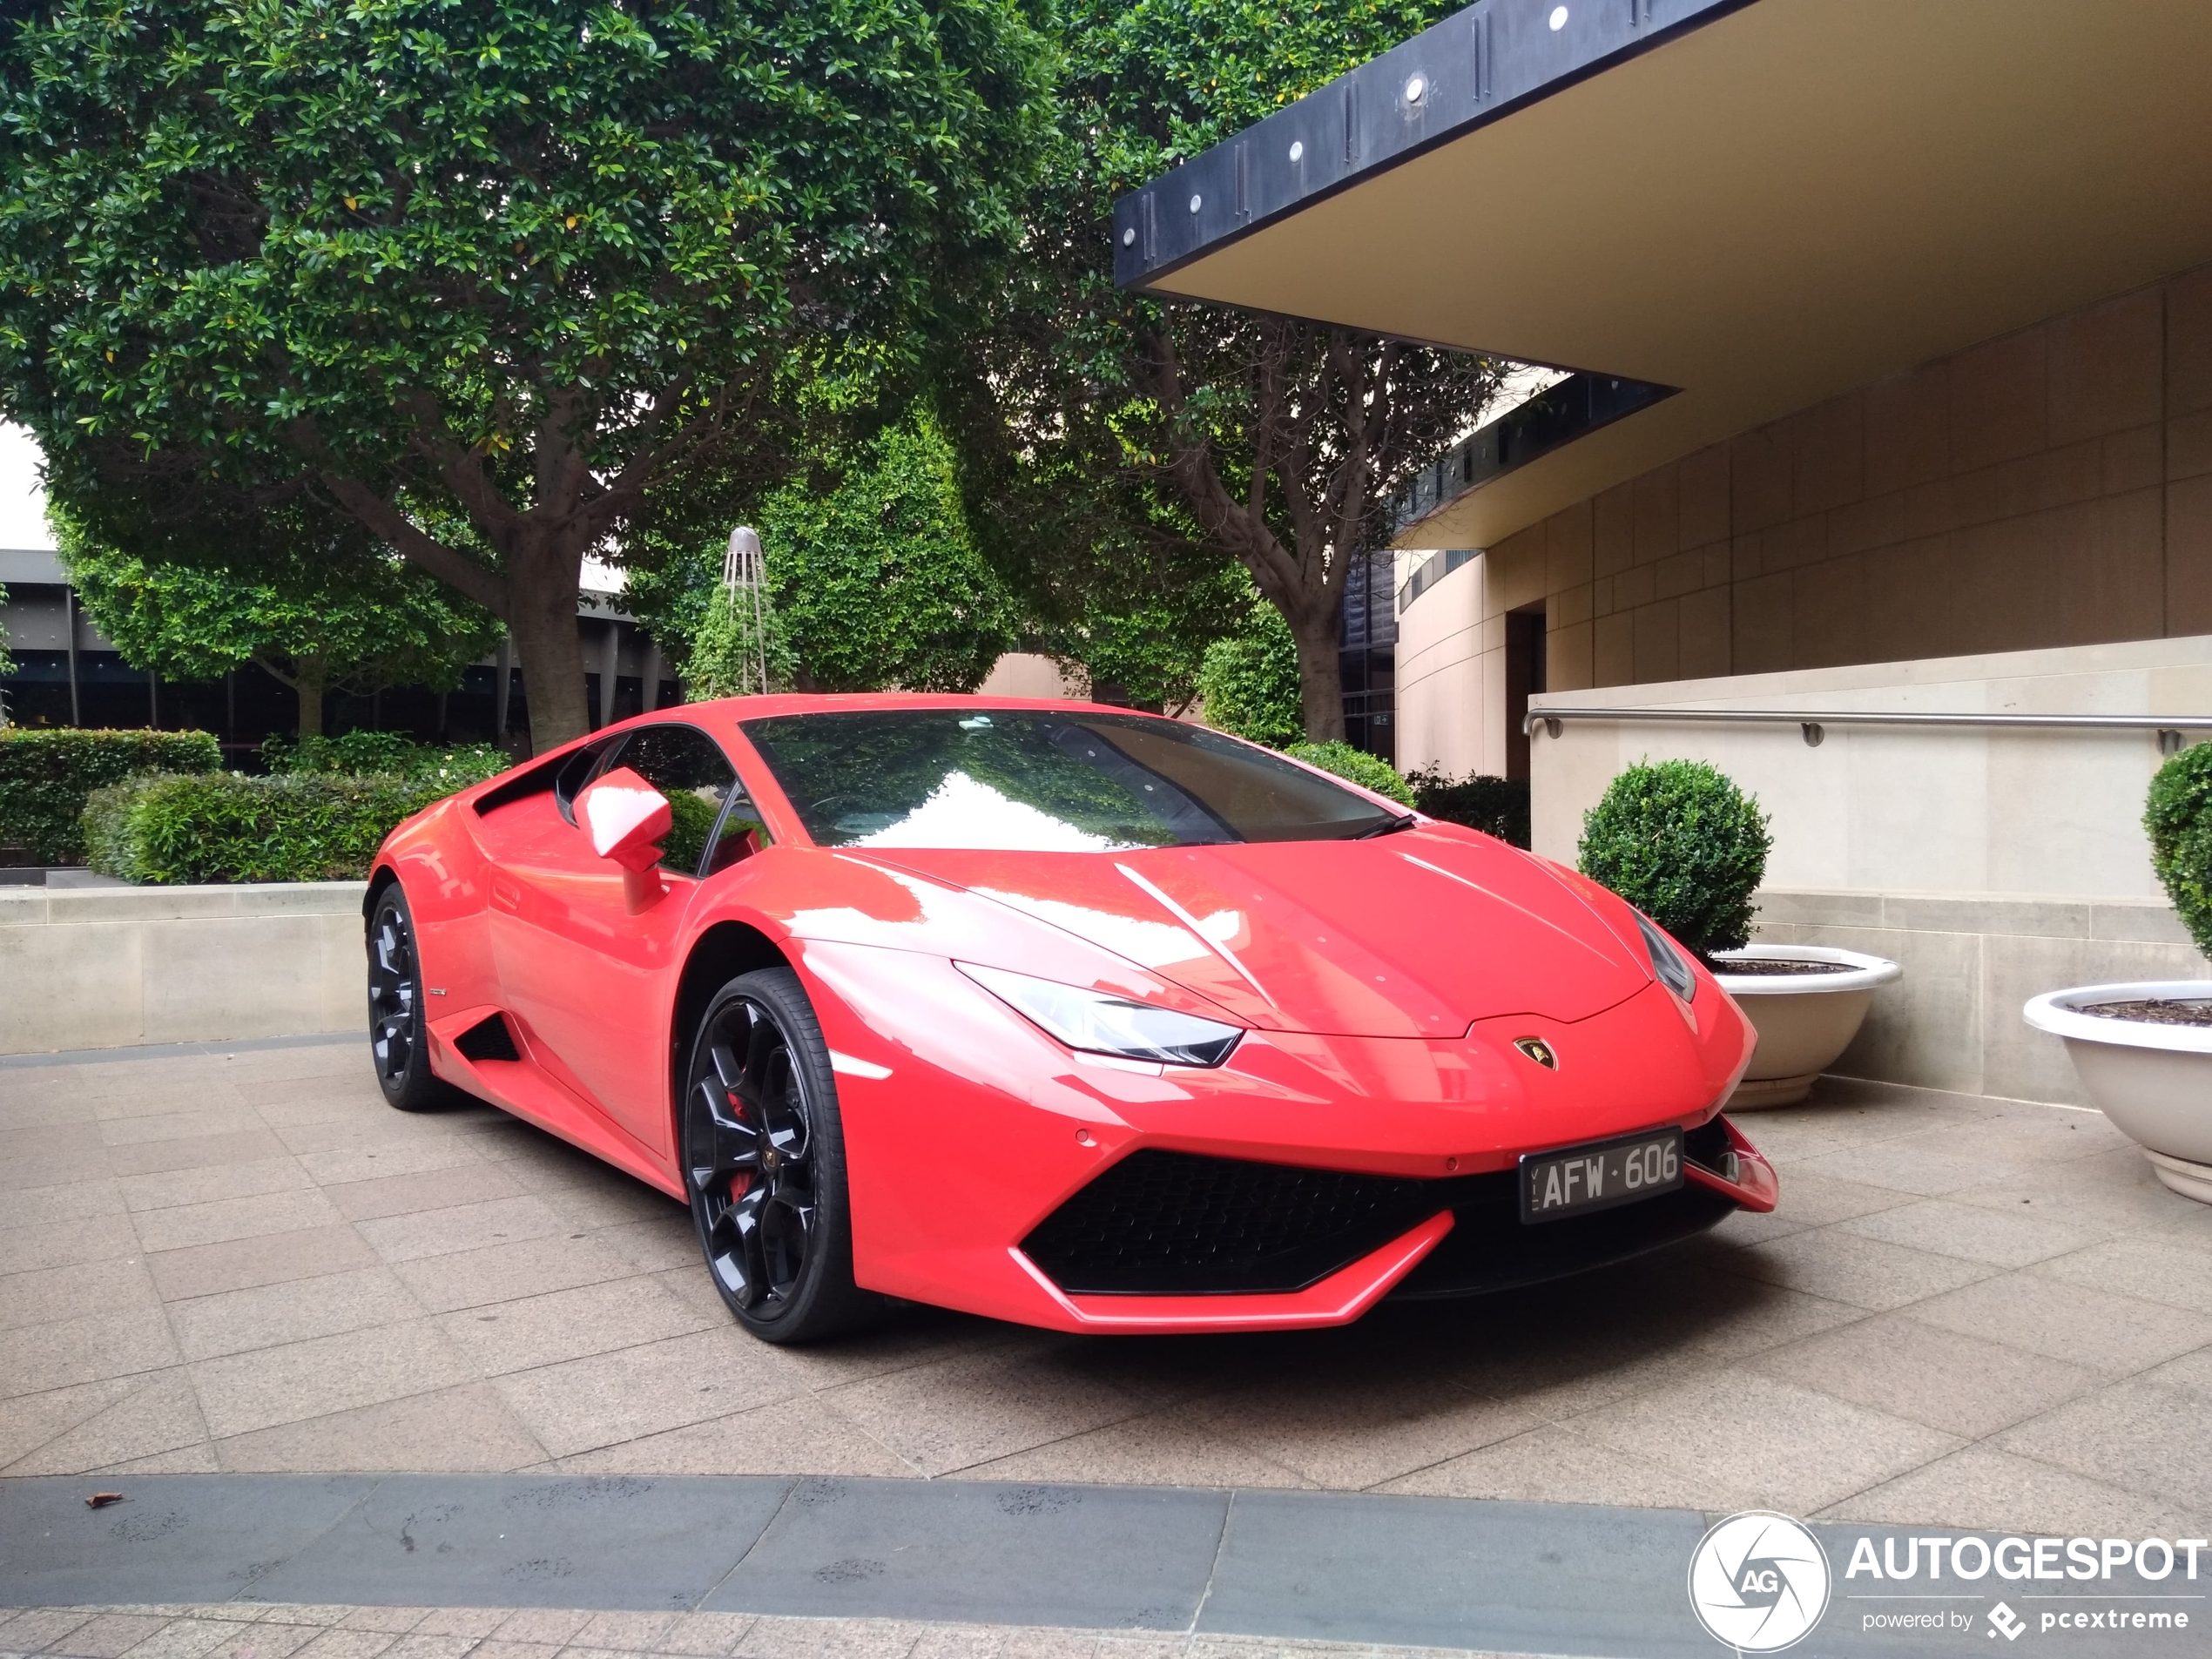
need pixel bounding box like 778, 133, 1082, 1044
0, 1603, 1501, 1659
3, 1039, 2209, 1536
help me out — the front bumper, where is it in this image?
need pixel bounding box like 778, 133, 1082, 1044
798, 941, 1768, 1334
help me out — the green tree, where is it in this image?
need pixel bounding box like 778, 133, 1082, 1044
948, 0, 1503, 742
0, 0, 1051, 752
57, 511, 503, 738
1196, 593, 1302, 746
630, 411, 1022, 695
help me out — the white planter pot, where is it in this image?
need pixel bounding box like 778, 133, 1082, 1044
2021, 981, 2212, 1204
1710, 944, 1904, 1108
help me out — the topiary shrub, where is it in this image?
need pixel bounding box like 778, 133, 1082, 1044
1405, 767, 1531, 848
0, 728, 222, 863
83, 769, 490, 885
2146, 741, 2212, 961
1285, 740, 1417, 807
1577, 759, 1772, 962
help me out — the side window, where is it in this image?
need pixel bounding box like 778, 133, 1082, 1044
612, 724, 737, 876
704, 779, 773, 876
554, 736, 624, 826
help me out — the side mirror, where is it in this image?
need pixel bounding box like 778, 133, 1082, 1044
576, 766, 671, 913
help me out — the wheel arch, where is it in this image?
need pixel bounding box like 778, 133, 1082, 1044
364, 861, 401, 924
669, 918, 795, 1148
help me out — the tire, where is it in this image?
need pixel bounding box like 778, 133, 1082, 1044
680, 967, 880, 1343
365, 883, 463, 1112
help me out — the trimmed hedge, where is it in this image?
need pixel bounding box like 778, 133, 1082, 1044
84, 755, 505, 885
1577, 759, 1771, 961
0, 727, 222, 864
263, 731, 509, 782
1286, 739, 1416, 807
1405, 768, 1531, 848
2146, 741, 2212, 961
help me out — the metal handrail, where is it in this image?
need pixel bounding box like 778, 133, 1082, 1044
1523, 705, 2212, 753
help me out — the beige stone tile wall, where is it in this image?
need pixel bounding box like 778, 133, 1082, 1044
0, 885, 367, 1055
1523, 636, 2212, 898
1750, 888, 2207, 1106
1399, 260, 2212, 780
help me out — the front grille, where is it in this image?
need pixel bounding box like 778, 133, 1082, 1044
1020, 1150, 1427, 1296
1388, 1179, 1734, 1299
1023, 1119, 1747, 1300
1683, 1116, 1734, 1176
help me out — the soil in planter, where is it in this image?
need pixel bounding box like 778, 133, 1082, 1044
1713, 959, 1857, 976
2080, 998, 2212, 1027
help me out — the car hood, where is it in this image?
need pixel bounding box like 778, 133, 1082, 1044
865, 831, 1652, 1037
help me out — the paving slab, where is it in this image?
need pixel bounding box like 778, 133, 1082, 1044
4, 1480, 2200, 1656
253, 1476, 792, 1611
3, 1041, 2209, 1551
705, 1478, 1229, 1629
0, 1476, 375, 1605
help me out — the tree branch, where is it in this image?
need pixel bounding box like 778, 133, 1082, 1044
318, 473, 510, 615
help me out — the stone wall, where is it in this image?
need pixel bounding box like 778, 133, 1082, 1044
0, 882, 367, 1055
1753, 888, 2203, 1108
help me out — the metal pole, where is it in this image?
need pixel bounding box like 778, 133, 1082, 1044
494, 637, 513, 740
64, 586, 80, 727
597, 620, 620, 728
1526, 706, 2212, 736
147, 669, 158, 729
642, 639, 664, 711
728, 525, 766, 695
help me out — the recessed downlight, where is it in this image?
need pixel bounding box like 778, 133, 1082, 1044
1288, 139, 1304, 163
1548, 5, 1568, 29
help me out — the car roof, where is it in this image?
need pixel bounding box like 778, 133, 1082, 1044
675, 693, 1189, 738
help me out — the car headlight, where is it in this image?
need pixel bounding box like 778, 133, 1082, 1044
956, 962, 1243, 1067
1634, 912, 1697, 1003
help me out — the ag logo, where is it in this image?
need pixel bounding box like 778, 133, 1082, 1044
1688, 1511, 1831, 1652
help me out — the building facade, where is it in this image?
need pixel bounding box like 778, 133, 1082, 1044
0, 545, 675, 756
1114, 0, 2212, 1101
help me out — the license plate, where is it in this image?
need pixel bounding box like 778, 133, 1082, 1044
1520, 1128, 1683, 1224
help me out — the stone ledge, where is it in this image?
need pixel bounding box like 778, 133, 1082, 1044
1757, 886, 2195, 948
1, 881, 367, 1055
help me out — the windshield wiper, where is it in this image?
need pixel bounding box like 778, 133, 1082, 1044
1354, 813, 1419, 839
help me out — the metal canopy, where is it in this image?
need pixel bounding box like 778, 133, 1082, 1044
1116, 0, 2212, 550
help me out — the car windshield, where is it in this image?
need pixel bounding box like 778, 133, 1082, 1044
740, 709, 1399, 850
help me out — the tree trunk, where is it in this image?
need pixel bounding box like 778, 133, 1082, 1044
293, 657, 327, 738
1287, 608, 1345, 743
505, 534, 590, 755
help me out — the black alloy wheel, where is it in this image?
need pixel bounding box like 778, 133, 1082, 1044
682, 967, 877, 1343
366, 886, 460, 1111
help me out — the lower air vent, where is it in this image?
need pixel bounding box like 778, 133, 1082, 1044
454, 1012, 522, 1063
1020, 1150, 1427, 1296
